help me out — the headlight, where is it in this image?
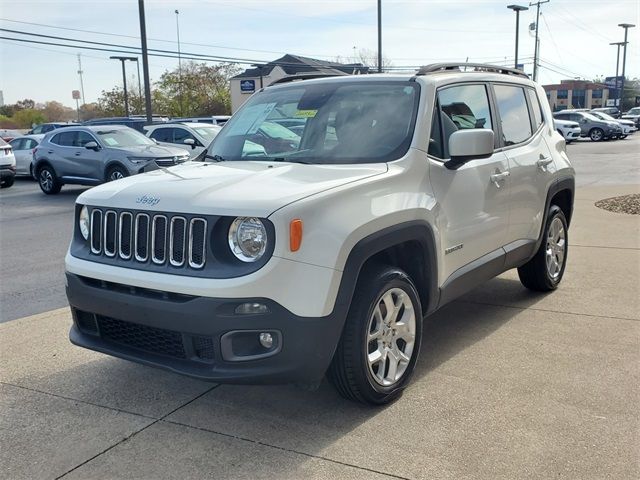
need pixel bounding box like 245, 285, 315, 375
79, 206, 90, 241
127, 156, 151, 164
228, 217, 267, 262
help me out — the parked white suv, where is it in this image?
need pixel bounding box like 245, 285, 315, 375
65, 64, 575, 404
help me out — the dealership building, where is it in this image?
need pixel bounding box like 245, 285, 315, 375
543, 80, 612, 111
230, 54, 368, 113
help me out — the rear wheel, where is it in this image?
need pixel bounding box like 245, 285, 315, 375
38, 165, 62, 194
328, 265, 422, 405
589, 128, 604, 142
0, 176, 14, 188
518, 205, 568, 291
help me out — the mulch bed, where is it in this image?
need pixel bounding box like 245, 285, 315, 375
595, 194, 640, 215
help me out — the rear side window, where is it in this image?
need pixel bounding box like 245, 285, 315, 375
431, 84, 493, 159
494, 85, 532, 146
51, 131, 76, 146
526, 88, 544, 129
9, 138, 25, 150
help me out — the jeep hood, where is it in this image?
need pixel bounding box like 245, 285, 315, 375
77, 161, 388, 217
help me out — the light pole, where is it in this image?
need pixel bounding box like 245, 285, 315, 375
251, 64, 264, 88
110, 56, 138, 117
610, 41, 626, 105
618, 23, 635, 111
377, 0, 382, 73
175, 9, 183, 116
507, 5, 529, 69
138, 0, 153, 123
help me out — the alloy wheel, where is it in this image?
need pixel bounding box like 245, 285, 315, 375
366, 288, 416, 387
40, 169, 53, 192
545, 217, 566, 280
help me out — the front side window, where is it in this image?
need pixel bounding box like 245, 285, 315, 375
432, 83, 493, 159
209, 81, 420, 164
150, 128, 173, 143
494, 84, 532, 146
97, 128, 155, 148
173, 128, 196, 144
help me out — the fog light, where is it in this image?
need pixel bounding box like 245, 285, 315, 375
259, 332, 273, 349
234, 303, 270, 315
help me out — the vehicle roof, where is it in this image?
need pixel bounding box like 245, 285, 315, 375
265, 69, 538, 91
12, 134, 45, 140
47, 125, 131, 133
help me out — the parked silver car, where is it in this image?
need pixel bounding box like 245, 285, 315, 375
144, 122, 221, 159
553, 111, 620, 141
9, 134, 44, 178
589, 111, 636, 139
33, 125, 189, 194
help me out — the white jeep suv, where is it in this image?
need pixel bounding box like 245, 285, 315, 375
65, 64, 575, 405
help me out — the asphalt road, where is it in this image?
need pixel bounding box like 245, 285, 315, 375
1, 134, 638, 323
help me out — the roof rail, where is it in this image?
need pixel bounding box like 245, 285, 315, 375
417, 63, 529, 78
269, 72, 348, 85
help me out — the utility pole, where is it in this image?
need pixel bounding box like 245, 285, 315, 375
508, 5, 529, 69
377, 0, 382, 73
138, 0, 153, 123
76, 54, 86, 106
618, 23, 635, 111
610, 41, 626, 105
529, 0, 549, 81
175, 9, 183, 116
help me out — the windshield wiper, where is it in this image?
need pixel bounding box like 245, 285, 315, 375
267, 157, 310, 164
205, 153, 226, 162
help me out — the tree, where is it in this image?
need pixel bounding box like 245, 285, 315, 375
15, 99, 36, 110
154, 61, 240, 116
41, 101, 75, 122
336, 48, 393, 71
12, 109, 46, 128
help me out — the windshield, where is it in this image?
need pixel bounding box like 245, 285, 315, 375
96, 128, 155, 148
582, 113, 603, 122
592, 112, 615, 121
628, 108, 640, 115
208, 81, 420, 164
193, 126, 221, 143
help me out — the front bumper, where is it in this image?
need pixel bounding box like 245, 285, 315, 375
66, 273, 347, 384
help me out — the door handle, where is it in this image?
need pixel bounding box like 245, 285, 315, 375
536, 157, 553, 171
47, 150, 54, 154
75, 152, 82, 156
490, 171, 510, 188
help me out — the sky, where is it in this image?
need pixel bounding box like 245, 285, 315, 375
0, 0, 638, 108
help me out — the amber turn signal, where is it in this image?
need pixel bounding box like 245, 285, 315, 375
289, 219, 303, 252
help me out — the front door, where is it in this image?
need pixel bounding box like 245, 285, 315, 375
428, 83, 510, 285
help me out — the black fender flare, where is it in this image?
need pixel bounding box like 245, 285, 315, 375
332, 220, 439, 318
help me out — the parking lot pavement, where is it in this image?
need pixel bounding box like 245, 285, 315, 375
1, 183, 638, 479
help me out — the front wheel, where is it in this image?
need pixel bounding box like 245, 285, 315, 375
0, 176, 14, 188
589, 128, 604, 142
106, 165, 128, 182
328, 265, 422, 405
518, 205, 568, 291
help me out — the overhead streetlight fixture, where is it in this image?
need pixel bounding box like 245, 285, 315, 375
110, 56, 138, 117
618, 23, 635, 111
507, 5, 529, 69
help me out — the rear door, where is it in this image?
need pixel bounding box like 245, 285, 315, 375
428, 83, 510, 284
492, 84, 555, 248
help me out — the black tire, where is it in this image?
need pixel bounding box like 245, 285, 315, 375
0, 176, 15, 188
619, 135, 628, 139
106, 165, 128, 182
37, 165, 62, 195
518, 205, 568, 292
589, 128, 604, 142
328, 265, 423, 405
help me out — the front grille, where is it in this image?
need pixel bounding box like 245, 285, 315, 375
155, 156, 187, 167
96, 315, 186, 359
88, 208, 207, 269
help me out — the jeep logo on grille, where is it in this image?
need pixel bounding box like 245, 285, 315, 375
136, 195, 160, 206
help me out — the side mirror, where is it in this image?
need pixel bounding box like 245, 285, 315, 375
183, 138, 196, 147
84, 141, 100, 150
445, 129, 494, 170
